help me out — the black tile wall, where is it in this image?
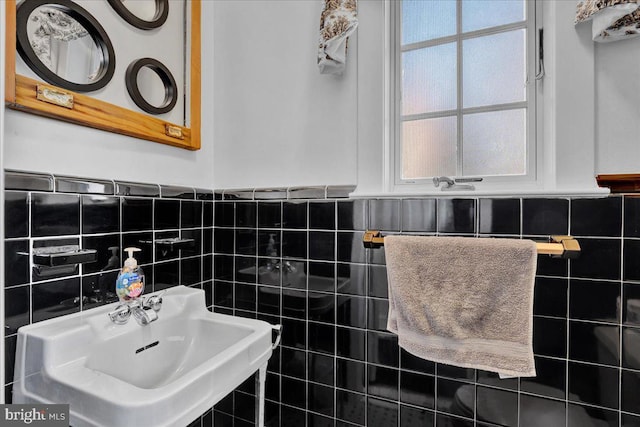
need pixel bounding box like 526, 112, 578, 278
3, 174, 214, 427
212, 194, 639, 427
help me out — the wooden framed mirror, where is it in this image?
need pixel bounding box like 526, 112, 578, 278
4, 0, 201, 150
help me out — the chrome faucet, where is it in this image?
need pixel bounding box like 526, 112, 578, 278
108, 293, 164, 326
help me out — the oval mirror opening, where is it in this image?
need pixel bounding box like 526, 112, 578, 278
126, 58, 178, 115
107, 0, 168, 30
16, 0, 116, 92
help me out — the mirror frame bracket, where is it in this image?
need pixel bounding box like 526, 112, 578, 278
4, 0, 201, 151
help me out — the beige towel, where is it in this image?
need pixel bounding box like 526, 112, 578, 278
385, 235, 537, 377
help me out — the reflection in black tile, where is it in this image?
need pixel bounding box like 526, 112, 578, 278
215, 202, 235, 227
308, 262, 335, 292
5, 191, 29, 238
214, 281, 233, 308
336, 389, 365, 425
571, 238, 621, 280
181, 201, 203, 228
624, 283, 640, 326
533, 317, 567, 358
181, 229, 202, 257
522, 198, 569, 236
437, 199, 475, 234
367, 331, 399, 367
281, 376, 306, 409
570, 321, 619, 366
367, 397, 398, 427
309, 201, 336, 230
257, 285, 280, 315
5, 240, 29, 287
309, 232, 335, 261
5, 285, 30, 335
283, 202, 307, 229
402, 199, 436, 232
534, 277, 568, 318
571, 197, 622, 237
476, 370, 517, 391
309, 322, 335, 354
32, 277, 81, 322
568, 362, 619, 410
82, 234, 120, 274
309, 383, 334, 417
436, 365, 475, 382
203, 202, 213, 227
308, 413, 333, 427
625, 196, 640, 238
181, 257, 201, 286
337, 263, 366, 296
436, 377, 473, 417
336, 358, 365, 392
336, 295, 367, 328
401, 349, 435, 375
5, 335, 17, 387
520, 356, 566, 400
122, 232, 152, 265
215, 228, 235, 254
282, 231, 306, 259
622, 369, 640, 415
282, 318, 307, 350
235, 283, 256, 311
569, 279, 620, 323
367, 298, 389, 331
122, 198, 153, 232
258, 202, 281, 228
154, 261, 180, 290
401, 405, 434, 427
336, 327, 365, 361
368, 265, 388, 298
479, 198, 521, 235
235, 202, 256, 228
476, 386, 517, 427
235, 256, 256, 284
281, 347, 306, 379
370, 200, 401, 231
82, 196, 119, 234
309, 353, 334, 386
281, 405, 306, 427
622, 413, 640, 427
214, 255, 233, 281
31, 193, 79, 237
519, 395, 565, 427
282, 289, 307, 319
368, 365, 398, 400
337, 232, 366, 263
82, 270, 119, 309
568, 403, 618, 427
623, 327, 640, 370
154, 199, 180, 230
625, 239, 640, 281
309, 292, 334, 323
400, 371, 434, 408
338, 200, 368, 231
537, 254, 568, 277
282, 260, 306, 289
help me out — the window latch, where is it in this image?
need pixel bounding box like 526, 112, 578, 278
433, 176, 483, 191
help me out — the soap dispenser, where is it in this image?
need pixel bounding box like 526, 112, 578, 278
116, 247, 145, 301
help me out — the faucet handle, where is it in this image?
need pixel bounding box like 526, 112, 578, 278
108, 304, 131, 324
143, 291, 166, 312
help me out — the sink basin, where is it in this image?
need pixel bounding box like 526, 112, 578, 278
13, 286, 275, 427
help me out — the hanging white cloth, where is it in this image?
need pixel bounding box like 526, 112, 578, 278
575, 0, 640, 42
318, 0, 358, 75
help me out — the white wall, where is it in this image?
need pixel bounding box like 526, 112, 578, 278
212, 0, 358, 189
595, 38, 640, 174
212, 0, 640, 192
3, 2, 215, 189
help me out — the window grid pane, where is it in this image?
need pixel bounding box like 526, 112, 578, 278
399, 0, 528, 181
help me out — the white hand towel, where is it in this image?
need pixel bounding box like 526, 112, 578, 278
385, 235, 538, 378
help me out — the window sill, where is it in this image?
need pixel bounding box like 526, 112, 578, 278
350, 186, 610, 199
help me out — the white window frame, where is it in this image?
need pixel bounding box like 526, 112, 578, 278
388, 0, 542, 194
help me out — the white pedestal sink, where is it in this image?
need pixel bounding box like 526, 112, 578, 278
13, 286, 279, 427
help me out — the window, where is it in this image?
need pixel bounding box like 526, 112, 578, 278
393, 0, 538, 186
